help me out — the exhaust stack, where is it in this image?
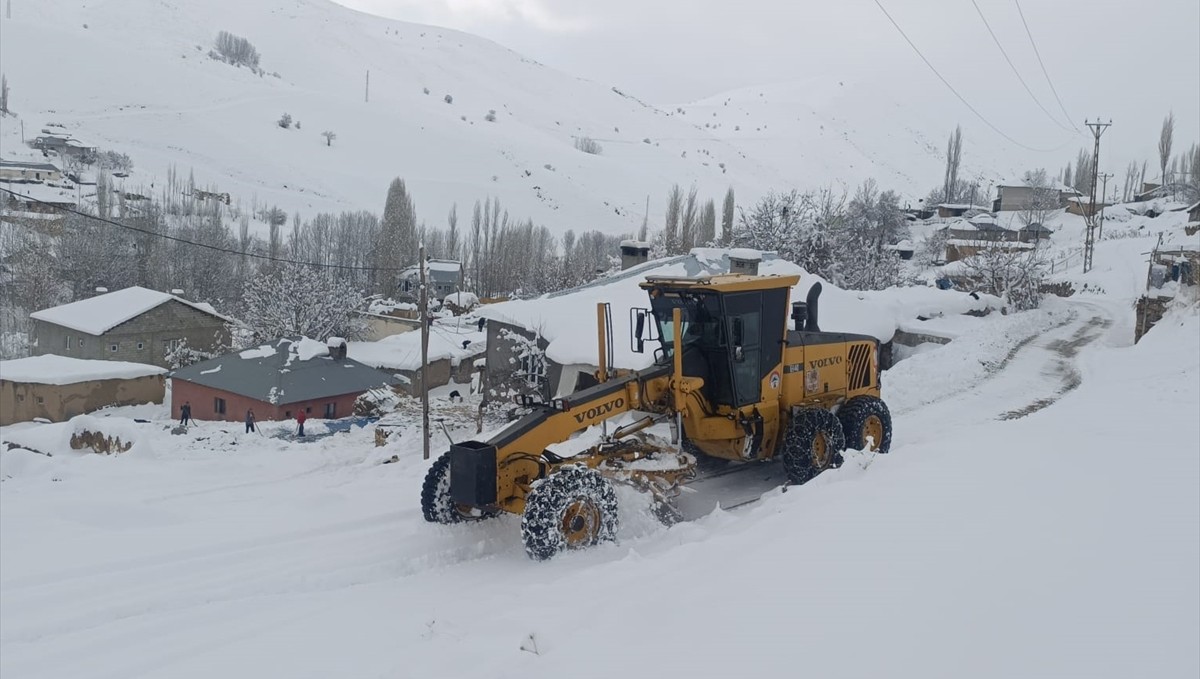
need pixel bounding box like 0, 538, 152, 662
805, 283, 821, 332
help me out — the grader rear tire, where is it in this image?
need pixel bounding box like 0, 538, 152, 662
780, 408, 846, 485
837, 396, 893, 454
521, 465, 619, 561
421, 451, 498, 524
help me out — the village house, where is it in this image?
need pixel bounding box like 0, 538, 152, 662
30, 286, 231, 369
0, 159, 63, 183
349, 325, 485, 395
1065, 195, 1110, 218
992, 180, 1081, 212
935, 203, 989, 219
398, 259, 462, 300
0, 355, 166, 425
170, 337, 401, 422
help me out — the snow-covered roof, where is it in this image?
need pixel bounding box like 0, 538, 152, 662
727, 248, 764, 261
0, 159, 61, 172
0, 355, 166, 385
349, 324, 485, 371
936, 203, 988, 211
997, 178, 1078, 193
443, 291, 479, 307
476, 247, 996, 368
30, 286, 232, 336
619, 239, 651, 249
172, 337, 400, 404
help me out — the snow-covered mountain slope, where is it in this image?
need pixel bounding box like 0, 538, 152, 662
677, 76, 1059, 198
0, 0, 791, 234
0, 0, 1069, 237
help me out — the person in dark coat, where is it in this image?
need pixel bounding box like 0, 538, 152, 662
180, 401, 192, 426
245, 409, 256, 434
296, 410, 307, 437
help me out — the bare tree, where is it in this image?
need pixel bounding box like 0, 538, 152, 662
0, 73, 8, 114
445, 204, 459, 262
321, 130, 336, 146
663, 185, 683, 255
943, 125, 963, 204
721, 187, 735, 245
1019, 169, 1058, 227
1123, 161, 1140, 202
699, 199, 717, 245
1158, 112, 1175, 187
679, 186, 699, 251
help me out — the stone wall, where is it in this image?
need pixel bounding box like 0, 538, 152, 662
0, 375, 165, 425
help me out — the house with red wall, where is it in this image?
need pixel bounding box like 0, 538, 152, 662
170, 337, 401, 422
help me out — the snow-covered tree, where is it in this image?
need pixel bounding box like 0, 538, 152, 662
375, 177, 417, 293
962, 246, 1047, 311
699, 199, 717, 245
832, 180, 907, 291
943, 125, 963, 204
240, 263, 368, 343
662, 185, 683, 255
1018, 169, 1058, 227
321, 130, 336, 146
1158, 112, 1174, 188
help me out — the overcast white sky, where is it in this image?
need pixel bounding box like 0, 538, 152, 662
333, 0, 1198, 173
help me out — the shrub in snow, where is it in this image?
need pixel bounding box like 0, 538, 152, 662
165, 338, 217, 369
423, 87, 430, 95
70, 429, 132, 455
444, 94, 453, 104
484, 109, 497, 122
574, 136, 602, 155
642, 138, 651, 144
214, 30, 261, 70
277, 113, 292, 129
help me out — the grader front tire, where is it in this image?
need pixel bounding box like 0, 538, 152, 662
521, 465, 619, 561
781, 408, 846, 485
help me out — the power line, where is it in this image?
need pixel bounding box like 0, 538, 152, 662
871, 0, 1068, 153
969, 0, 1077, 134
0, 186, 404, 273
1013, 0, 1081, 132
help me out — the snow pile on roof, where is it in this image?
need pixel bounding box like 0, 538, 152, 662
349, 323, 485, 371
367, 299, 418, 315
444, 291, 480, 308
620, 239, 651, 249
239, 345, 277, 360
29, 286, 230, 335
288, 337, 330, 363
0, 355, 166, 385
727, 248, 764, 261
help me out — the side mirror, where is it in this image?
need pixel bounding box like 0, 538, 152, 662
630, 308, 655, 354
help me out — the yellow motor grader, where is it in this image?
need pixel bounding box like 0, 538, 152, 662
422, 273, 892, 560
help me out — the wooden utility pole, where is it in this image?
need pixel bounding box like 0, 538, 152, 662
419, 246, 431, 460
1082, 119, 1111, 274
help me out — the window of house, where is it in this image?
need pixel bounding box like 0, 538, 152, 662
324, 402, 336, 418
109, 343, 119, 352
306, 406, 312, 414
165, 338, 183, 354
285, 410, 291, 418
65, 335, 72, 350
36, 396, 44, 404
214, 397, 226, 415
136, 342, 144, 350
78, 338, 84, 348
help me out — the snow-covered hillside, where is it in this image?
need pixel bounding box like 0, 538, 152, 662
0, 0, 792, 235
0, 0, 1060, 237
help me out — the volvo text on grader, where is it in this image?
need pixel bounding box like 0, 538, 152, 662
421, 273, 893, 560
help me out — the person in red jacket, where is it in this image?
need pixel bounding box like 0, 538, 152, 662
296, 409, 307, 437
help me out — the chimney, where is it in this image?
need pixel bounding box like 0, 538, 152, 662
326, 336, 348, 360
619, 239, 651, 270
727, 249, 762, 276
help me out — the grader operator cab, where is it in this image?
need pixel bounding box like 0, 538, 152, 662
422, 273, 892, 560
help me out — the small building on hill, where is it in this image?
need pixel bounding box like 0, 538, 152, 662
399, 259, 462, 300
0, 355, 166, 425
0, 159, 62, 183
170, 337, 401, 422
30, 286, 231, 369
993, 180, 1080, 212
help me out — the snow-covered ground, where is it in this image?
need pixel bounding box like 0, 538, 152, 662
2, 285, 1196, 677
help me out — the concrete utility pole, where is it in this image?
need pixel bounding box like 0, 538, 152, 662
419, 245, 431, 460
1082, 119, 1111, 274
1097, 172, 1114, 240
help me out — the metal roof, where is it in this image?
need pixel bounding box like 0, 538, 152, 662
171, 337, 401, 405
0, 160, 61, 172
